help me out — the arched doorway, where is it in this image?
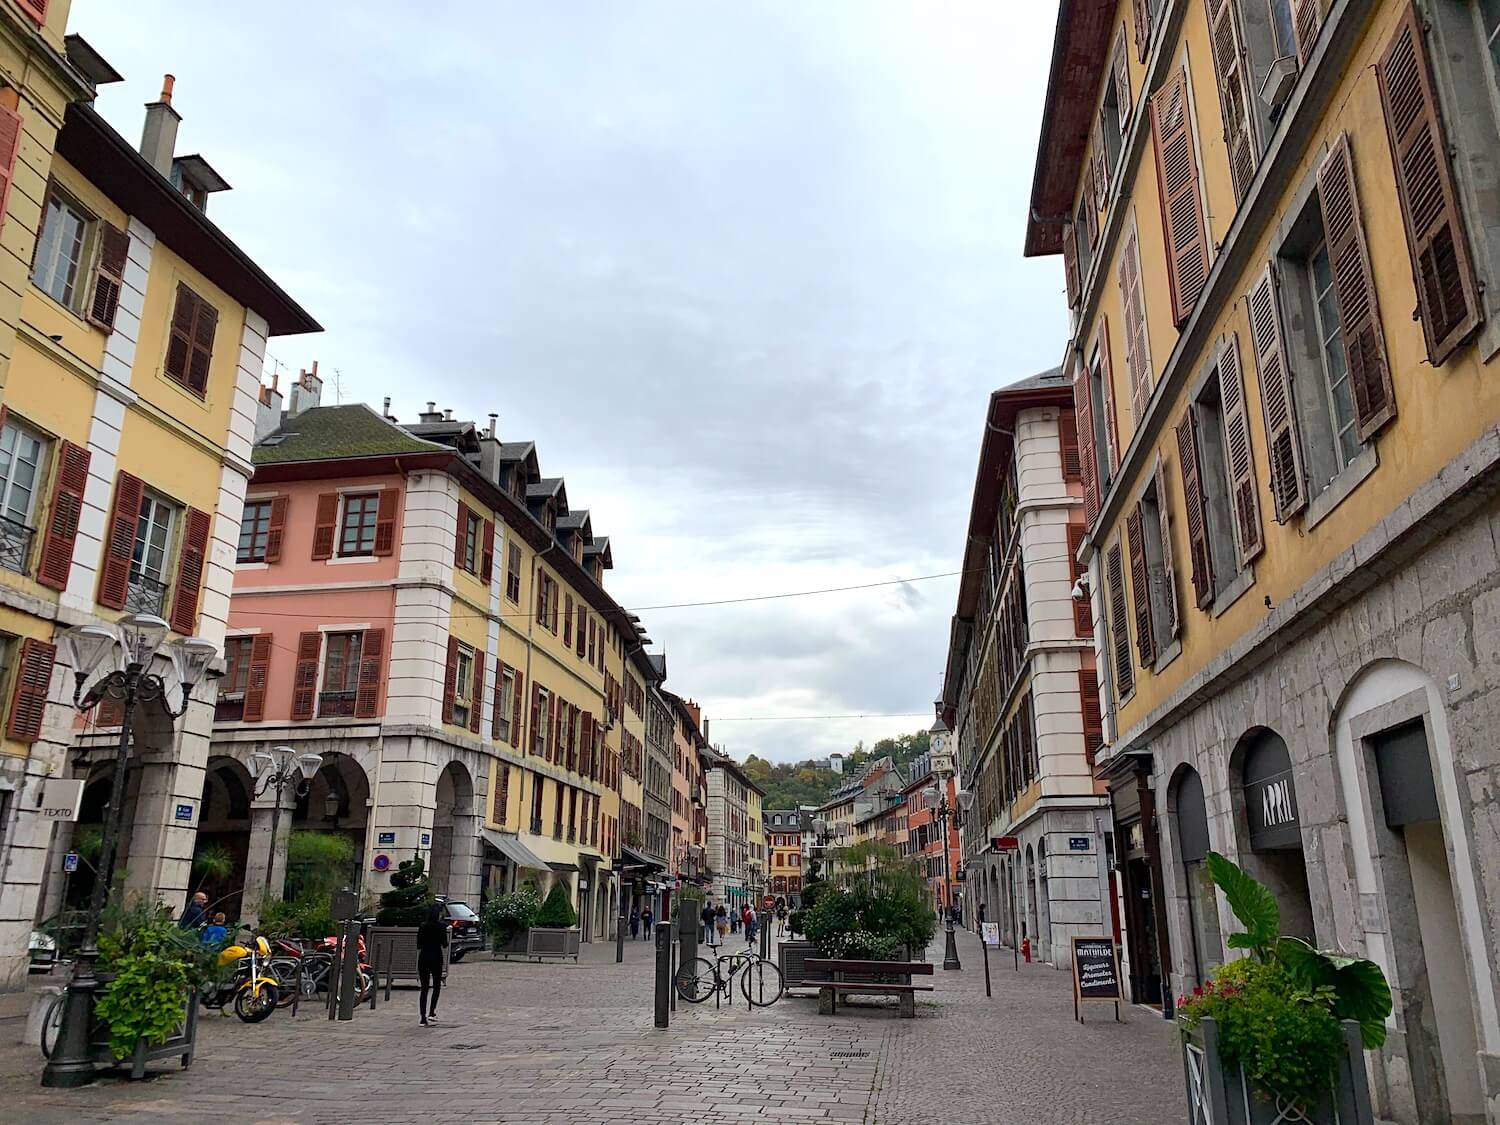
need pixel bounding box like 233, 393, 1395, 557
1231, 729, 1313, 942
1024, 844, 1037, 947
1169, 765, 1220, 988
289, 752, 370, 897
195, 756, 253, 920
1036, 838, 1051, 963
430, 760, 477, 900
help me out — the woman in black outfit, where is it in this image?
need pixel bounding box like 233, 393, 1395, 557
417, 902, 448, 1026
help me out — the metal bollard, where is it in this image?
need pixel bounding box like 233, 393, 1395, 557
369, 945, 380, 1010
653, 922, 671, 1028
291, 955, 303, 1017
337, 917, 360, 1021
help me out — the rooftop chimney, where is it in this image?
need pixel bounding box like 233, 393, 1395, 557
443, 408, 453, 421
487, 414, 498, 438
254, 371, 284, 442
286, 361, 323, 418
418, 402, 443, 424
383, 396, 393, 421
140, 74, 180, 177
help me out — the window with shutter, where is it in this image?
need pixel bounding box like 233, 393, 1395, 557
1126, 506, 1156, 669
1317, 134, 1393, 442
442, 635, 460, 726
290, 631, 321, 721
169, 507, 211, 634
1378, 5, 1481, 366
6, 636, 53, 742
1217, 335, 1263, 566
1067, 522, 1092, 637
1105, 543, 1135, 700
36, 439, 88, 589
0, 103, 20, 237
1291, 0, 1323, 65
1119, 224, 1153, 424
164, 284, 217, 397
1058, 408, 1082, 482
1208, 0, 1258, 205
354, 628, 385, 719
1248, 265, 1308, 521
1176, 413, 1214, 608
242, 634, 272, 722
1151, 68, 1211, 326
1063, 222, 1081, 308
1096, 322, 1121, 474
96, 470, 144, 610
87, 223, 129, 331
1076, 354, 1101, 525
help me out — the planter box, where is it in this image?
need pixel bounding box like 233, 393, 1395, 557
490, 930, 530, 959
92, 988, 196, 1080
1181, 1017, 1374, 1125
526, 926, 580, 962
368, 925, 450, 984
779, 941, 818, 993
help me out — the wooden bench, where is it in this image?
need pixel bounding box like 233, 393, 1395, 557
803, 958, 935, 1018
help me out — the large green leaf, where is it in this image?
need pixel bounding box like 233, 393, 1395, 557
1205, 851, 1279, 957
1276, 936, 1392, 1049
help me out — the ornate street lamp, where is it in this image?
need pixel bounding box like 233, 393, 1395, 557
42, 615, 217, 1089
248, 746, 325, 901
923, 782, 975, 971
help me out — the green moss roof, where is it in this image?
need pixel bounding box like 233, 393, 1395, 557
253, 404, 442, 464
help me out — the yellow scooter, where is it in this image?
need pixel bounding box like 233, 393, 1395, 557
199, 933, 280, 1022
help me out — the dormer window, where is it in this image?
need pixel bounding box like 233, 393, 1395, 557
543, 503, 555, 532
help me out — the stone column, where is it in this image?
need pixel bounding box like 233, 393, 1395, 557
239, 790, 294, 921
123, 700, 212, 913
366, 735, 438, 898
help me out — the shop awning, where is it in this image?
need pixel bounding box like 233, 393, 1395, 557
548, 861, 579, 874
618, 845, 664, 871
481, 829, 550, 872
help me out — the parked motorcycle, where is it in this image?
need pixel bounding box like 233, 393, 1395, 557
200, 933, 280, 1022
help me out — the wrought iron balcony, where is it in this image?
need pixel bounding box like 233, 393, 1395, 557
124, 572, 169, 617
530, 816, 543, 835
318, 690, 357, 718
214, 694, 246, 722
0, 514, 33, 575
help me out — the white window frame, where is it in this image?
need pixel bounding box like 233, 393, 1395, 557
31, 189, 94, 312
132, 492, 178, 584
337, 492, 380, 558
453, 643, 474, 726
0, 417, 49, 531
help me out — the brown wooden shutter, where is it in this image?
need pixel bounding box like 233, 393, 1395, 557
354, 628, 385, 719
1059, 408, 1082, 481
480, 518, 494, 582
530, 682, 542, 754
1175, 413, 1214, 607
1378, 4, 1481, 367
1154, 458, 1181, 640
96, 470, 144, 610
535, 565, 546, 622
1131, 0, 1150, 62
1098, 319, 1121, 472
1105, 543, 1135, 699
1248, 265, 1307, 521
291, 631, 321, 721
1090, 119, 1107, 208
169, 507, 210, 635
373, 490, 398, 556
243, 634, 272, 722
1291, 0, 1323, 65
495, 764, 510, 826
259, 494, 288, 563
1072, 358, 1100, 524
36, 440, 89, 590
17, 1, 45, 25
188, 296, 216, 394
1126, 505, 1156, 669
469, 648, 484, 734
549, 582, 559, 632
0, 104, 20, 236
492, 658, 505, 738
442, 635, 459, 725
311, 493, 339, 560
1119, 227, 1151, 424
1113, 29, 1131, 132
512, 668, 524, 749
1078, 667, 1103, 767
1067, 522, 1092, 636
1083, 172, 1099, 252
1151, 67, 1210, 326
1063, 222, 1081, 308
1218, 335, 1262, 566
1318, 134, 1394, 441
454, 501, 470, 568
86, 223, 129, 332
7, 637, 54, 742
576, 605, 586, 657
1208, 0, 1257, 204
549, 691, 560, 763
563, 593, 573, 646
165, 285, 194, 387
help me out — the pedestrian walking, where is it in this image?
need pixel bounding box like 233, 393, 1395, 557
641, 905, 653, 939
776, 905, 787, 937
730, 906, 739, 934
417, 901, 448, 1027
978, 901, 987, 924
715, 905, 729, 942
629, 906, 641, 940
744, 905, 757, 946
700, 901, 717, 946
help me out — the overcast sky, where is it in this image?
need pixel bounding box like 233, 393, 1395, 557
74, 0, 1066, 764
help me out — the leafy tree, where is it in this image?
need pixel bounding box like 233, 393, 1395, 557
534, 880, 578, 927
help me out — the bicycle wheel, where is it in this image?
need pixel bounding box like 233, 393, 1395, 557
39, 992, 65, 1058
739, 958, 784, 1007
675, 956, 717, 1003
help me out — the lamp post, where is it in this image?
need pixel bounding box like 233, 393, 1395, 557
249, 746, 326, 903
42, 614, 217, 1089
923, 781, 975, 971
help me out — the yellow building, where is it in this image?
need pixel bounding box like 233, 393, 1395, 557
0, 16, 319, 986
1030, 2, 1500, 1119
764, 807, 803, 905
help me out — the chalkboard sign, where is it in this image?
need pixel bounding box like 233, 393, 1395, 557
1070, 935, 1121, 1022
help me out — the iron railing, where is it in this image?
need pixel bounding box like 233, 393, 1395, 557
318, 690, 357, 718
124, 572, 169, 617
0, 514, 33, 574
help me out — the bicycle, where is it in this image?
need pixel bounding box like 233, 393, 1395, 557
675, 948, 784, 1007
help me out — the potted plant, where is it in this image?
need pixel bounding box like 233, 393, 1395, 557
481, 885, 541, 959
526, 881, 581, 962
368, 857, 436, 984
1177, 852, 1387, 1125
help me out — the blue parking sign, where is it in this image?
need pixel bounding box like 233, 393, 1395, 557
63, 852, 79, 873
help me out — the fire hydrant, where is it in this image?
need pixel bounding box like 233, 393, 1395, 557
1021, 936, 1032, 963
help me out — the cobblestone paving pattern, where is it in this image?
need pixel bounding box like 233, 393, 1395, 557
0, 929, 1183, 1124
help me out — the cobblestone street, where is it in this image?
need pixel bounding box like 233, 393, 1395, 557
0, 931, 1183, 1124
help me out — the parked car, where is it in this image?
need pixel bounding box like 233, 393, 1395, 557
436, 898, 484, 960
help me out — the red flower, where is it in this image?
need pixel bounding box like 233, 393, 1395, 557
1192, 986, 1203, 997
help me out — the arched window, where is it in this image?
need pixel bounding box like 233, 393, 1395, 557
1171, 765, 1221, 987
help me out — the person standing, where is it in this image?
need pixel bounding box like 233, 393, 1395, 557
776, 905, 787, 938
629, 906, 641, 940
715, 904, 729, 943
700, 901, 717, 946
178, 891, 208, 930
640, 904, 654, 940
417, 902, 448, 1027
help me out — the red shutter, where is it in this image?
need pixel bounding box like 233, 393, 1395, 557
311, 493, 339, 560
576, 605, 586, 657
494, 764, 510, 826
549, 691, 560, 763
1176, 412, 1214, 608
1378, 5, 1481, 367
1218, 334, 1262, 566
354, 628, 385, 719
1062, 222, 1081, 309
535, 565, 546, 622
1067, 522, 1092, 637
1154, 459, 1181, 640
1078, 668, 1103, 767
454, 502, 469, 568
86, 223, 130, 332
36, 440, 89, 589
1151, 68, 1211, 326
480, 518, 494, 582
492, 658, 505, 738
1059, 409, 1081, 481
263, 495, 289, 563
1208, 0, 1257, 204
550, 583, 559, 632
16, 1, 45, 26
95, 695, 124, 728
290, 631, 321, 721
1318, 134, 1394, 441
1098, 319, 1121, 472
373, 489, 398, 556
442, 635, 459, 725
1131, 0, 1150, 62
1291, 0, 1323, 65
512, 668, 524, 749
563, 593, 573, 646
96, 471, 144, 610
1126, 505, 1156, 669
1105, 543, 1134, 699
531, 683, 542, 755
469, 649, 485, 734
169, 507, 210, 635
1248, 265, 1307, 521
242, 634, 272, 722
0, 104, 21, 236
1089, 118, 1107, 213
1072, 358, 1100, 525
6, 637, 53, 742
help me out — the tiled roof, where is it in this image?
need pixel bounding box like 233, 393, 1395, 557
253, 404, 441, 464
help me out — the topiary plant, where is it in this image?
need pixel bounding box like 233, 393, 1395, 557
533, 880, 578, 928
376, 856, 432, 925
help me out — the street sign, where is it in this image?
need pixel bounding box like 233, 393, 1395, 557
63, 852, 79, 873
981, 922, 1000, 947
1068, 837, 1090, 851
372, 853, 391, 872
174, 803, 194, 822
377, 831, 396, 845
763, 895, 774, 909
420, 832, 431, 847
38, 779, 85, 822
993, 836, 1019, 852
